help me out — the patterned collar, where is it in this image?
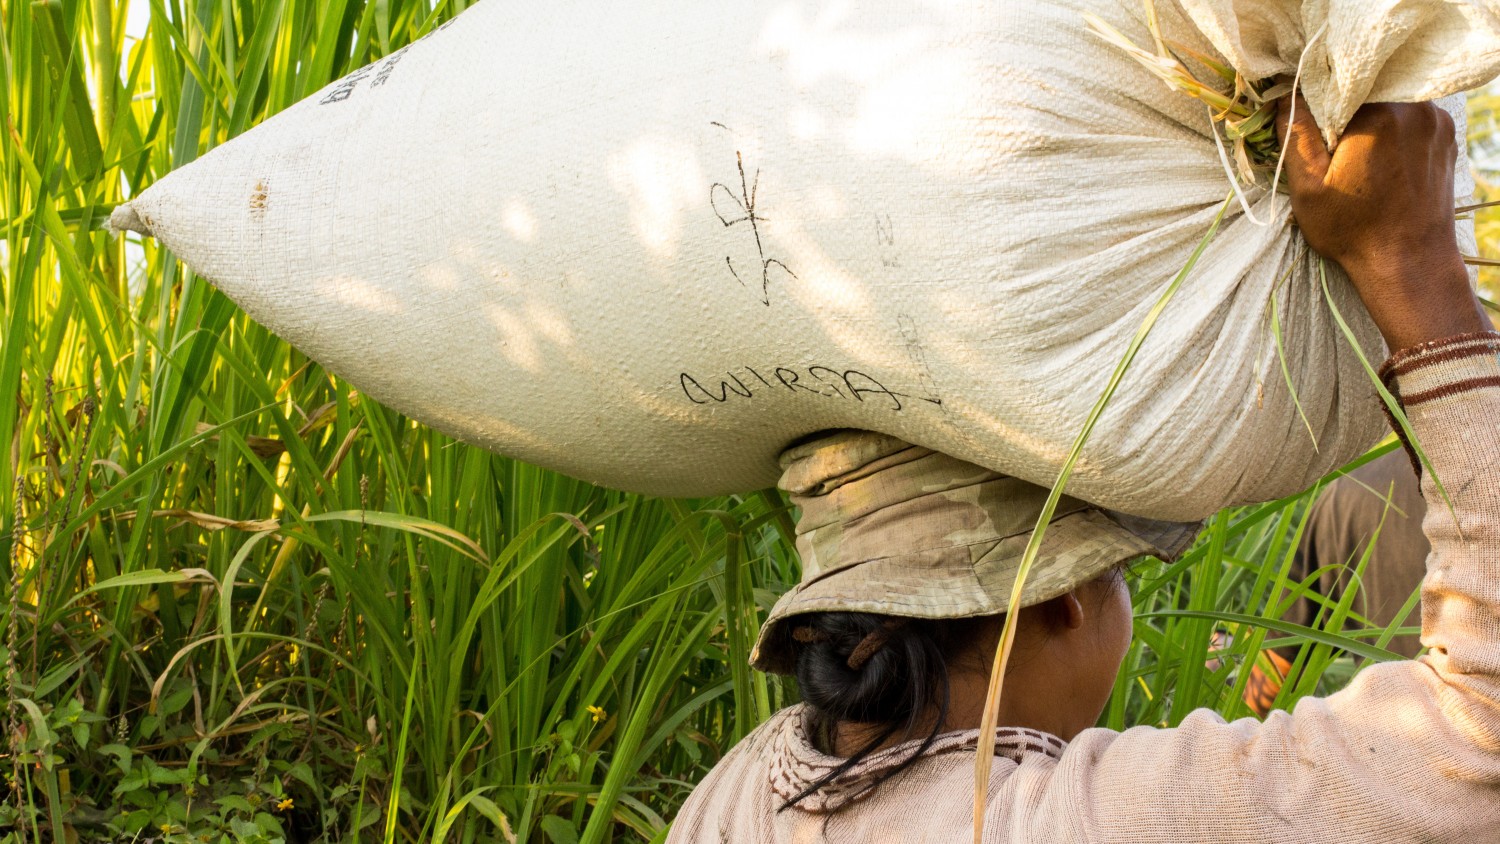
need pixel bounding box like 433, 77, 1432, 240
766, 704, 1068, 813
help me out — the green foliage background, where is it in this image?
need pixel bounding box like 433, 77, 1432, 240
0, 2, 1492, 842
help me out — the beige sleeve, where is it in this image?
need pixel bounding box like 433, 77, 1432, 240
1019, 332, 1500, 843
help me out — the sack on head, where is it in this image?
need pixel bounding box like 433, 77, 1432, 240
112, 0, 1493, 520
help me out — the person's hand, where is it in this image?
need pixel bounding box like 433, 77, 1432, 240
1276, 95, 1488, 351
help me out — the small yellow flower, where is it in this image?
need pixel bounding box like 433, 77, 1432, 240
275, 797, 295, 812
585, 705, 606, 724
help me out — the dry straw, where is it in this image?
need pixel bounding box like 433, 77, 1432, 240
1083, 7, 1285, 185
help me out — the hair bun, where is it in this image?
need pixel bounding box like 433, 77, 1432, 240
845, 619, 908, 670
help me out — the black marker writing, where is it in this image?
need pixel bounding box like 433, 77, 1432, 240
710, 140, 795, 306
680, 372, 754, 404
896, 314, 943, 415
679, 363, 941, 412
876, 212, 900, 268
320, 64, 375, 104
320, 21, 452, 104
371, 45, 411, 87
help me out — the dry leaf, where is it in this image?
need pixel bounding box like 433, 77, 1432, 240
119, 509, 281, 533
193, 422, 286, 459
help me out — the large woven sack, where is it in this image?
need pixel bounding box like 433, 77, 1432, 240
111, 0, 1495, 521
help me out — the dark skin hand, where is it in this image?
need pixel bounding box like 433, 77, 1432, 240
1276, 95, 1488, 351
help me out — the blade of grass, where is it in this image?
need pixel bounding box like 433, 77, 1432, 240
1316, 259, 1455, 521
973, 195, 1231, 842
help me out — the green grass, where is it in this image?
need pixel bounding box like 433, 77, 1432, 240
0, 2, 1468, 841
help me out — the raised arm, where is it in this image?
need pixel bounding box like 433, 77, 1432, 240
1020, 101, 1500, 843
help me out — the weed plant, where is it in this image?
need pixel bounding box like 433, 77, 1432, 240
0, 2, 1485, 842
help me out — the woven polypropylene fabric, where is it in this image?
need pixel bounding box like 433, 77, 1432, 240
111, 0, 1495, 520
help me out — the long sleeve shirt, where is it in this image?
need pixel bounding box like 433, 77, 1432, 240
667, 331, 1500, 843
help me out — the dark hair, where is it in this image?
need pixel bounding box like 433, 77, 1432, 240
780, 612, 993, 810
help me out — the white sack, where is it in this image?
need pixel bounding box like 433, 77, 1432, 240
111, 0, 1494, 521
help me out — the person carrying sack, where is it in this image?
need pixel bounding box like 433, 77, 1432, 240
666, 96, 1500, 842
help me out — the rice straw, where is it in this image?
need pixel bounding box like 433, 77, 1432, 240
1213, 21, 1328, 227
